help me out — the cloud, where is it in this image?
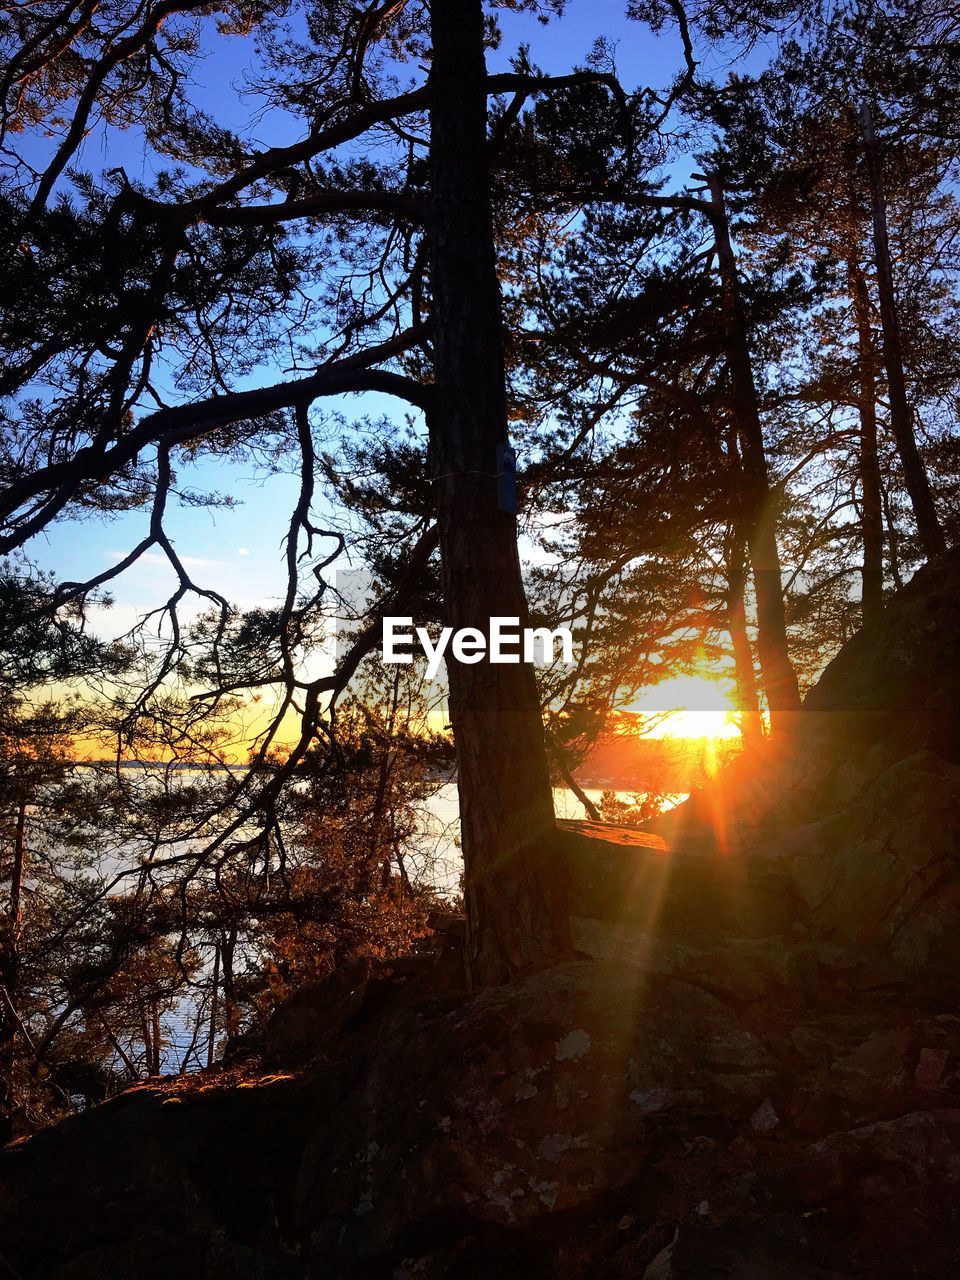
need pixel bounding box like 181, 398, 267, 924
118, 551, 229, 570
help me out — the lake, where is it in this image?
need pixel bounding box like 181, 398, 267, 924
413, 784, 685, 894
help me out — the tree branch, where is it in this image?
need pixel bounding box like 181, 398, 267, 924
0, 326, 433, 551
195, 190, 426, 227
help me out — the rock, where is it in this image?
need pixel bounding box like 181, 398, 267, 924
801, 549, 960, 768
570, 916, 819, 1007
793, 1110, 960, 1279
0, 1072, 307, 1279
559, 820, 798, 940
294, 959, 776, 1274
915, 1046, 950, 1091
643, 1231, 677, 1278
260, 957, 373, 1067
256, 950, 467, 1070
651, 549, 960, 844
785, 751, 960, 981
750, 1099, 779, 1134
642, 1220, 852, 1279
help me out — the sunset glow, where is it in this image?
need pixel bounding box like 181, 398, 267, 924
625, 674, 742, 741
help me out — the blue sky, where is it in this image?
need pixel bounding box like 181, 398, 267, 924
15, 1, 763, 642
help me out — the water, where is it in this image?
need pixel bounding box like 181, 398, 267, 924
35, 777, 670, 1080
415, 784, 683, 896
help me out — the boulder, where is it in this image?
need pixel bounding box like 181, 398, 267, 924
792, 1109, 960, 1279
785, 750, 960, 987
259, 958, 373, 1067
559, 821, 798, 939
650, 548, 960, 843
295, 960, 776, 1275
0, 1072, 307, 1279
801, 549, 960, 768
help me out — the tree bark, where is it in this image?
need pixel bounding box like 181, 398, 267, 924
9, 804, 25, 947
427, 0, 572, 986
846, 258, 885, 624
150, 998, 162, 1077
0, 804, 27, 1135
858, 102, 945, 561
140, 1004, 154, 1077
206, 942, 220, 1070
724, 528, 765, 749
366, 668, 400, 889
881, 475, 904, 590
99, 1011, 139, 1080
707, 176, 801, 732
546, 731, 602, 823
221, 927, 239, 1038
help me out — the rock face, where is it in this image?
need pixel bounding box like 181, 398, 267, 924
2, 552, 960, 1278
800, 548, 960, 766
0, 1070, 308, 1279
296, 961, 775, 1274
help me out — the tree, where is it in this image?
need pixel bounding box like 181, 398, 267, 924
516, 173, 804, 737
0, 1, 642, 987
858, 99, 945, 559
702, 171, 802, 724
4, 0, 959, 1016
425, 0, 572, 983
710, 9, 960, 597
0, 568, 130, 1135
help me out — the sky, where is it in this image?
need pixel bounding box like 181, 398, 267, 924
12, 1, 768, 729
19, 4, 683, 620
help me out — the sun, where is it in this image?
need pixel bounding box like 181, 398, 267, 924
624, 673, 742, 741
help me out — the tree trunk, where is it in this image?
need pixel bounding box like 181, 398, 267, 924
707, 176, 801, 732
5, 804, 26, 1010
724, 528, 765, 749
427, 0, 572, 986
846, 258, 885, 624
207, 942, 221, 1070
858, 102, 945, 561
221, 927, 239, 1039
366, 668, 400, 888
99, 1011, 139, 1080
10, 804, 25, 948
140, 1003, 154, 1077
881, 475, 904, 590
546, 731, 602, 823
0, 804, 27, 1135
150, 998, 162, 1077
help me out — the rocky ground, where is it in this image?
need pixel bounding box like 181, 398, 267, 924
2, 552, 960, 1279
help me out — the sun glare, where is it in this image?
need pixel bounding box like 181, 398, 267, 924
625, 674, 742, 741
